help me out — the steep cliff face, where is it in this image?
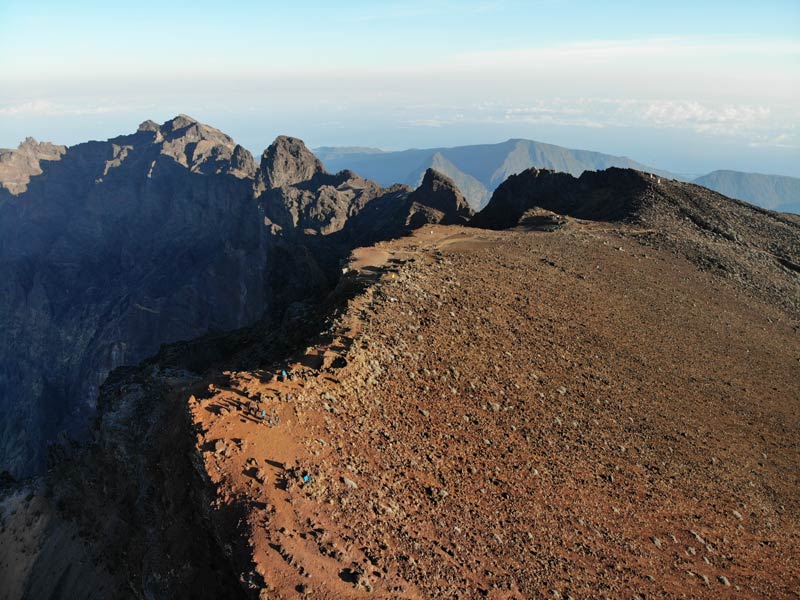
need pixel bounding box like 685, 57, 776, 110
0, 116, 270, 476
255, 143, 472, 306
0, 120, 473, 478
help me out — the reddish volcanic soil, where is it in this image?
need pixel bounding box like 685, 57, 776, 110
189, 221, 799, 599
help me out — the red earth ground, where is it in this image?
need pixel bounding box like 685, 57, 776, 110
189, 221, 799, 599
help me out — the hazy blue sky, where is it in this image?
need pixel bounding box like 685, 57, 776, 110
1, 0, 798, 175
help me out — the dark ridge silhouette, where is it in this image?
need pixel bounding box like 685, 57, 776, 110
472, 166, 800, 313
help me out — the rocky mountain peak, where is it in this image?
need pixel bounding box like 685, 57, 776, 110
158, 114, 234, 145
137, 119, 161, 133
471, 167, 656, 229
258, 135, 325, 190
14, 136, 65, 156
406, 168, 473, 225
18, 136, 39, 149
152, 115, 254, 177
161, 113, 200, 132
0, 137, 67, 194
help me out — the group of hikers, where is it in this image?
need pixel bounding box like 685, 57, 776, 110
240, 367, 297, 426
278, 369, 296, 382
243, 395, 279, 426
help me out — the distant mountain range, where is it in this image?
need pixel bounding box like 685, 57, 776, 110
315, 140, 800, 214
693, 170, 800, 214
315, 139, 675, 210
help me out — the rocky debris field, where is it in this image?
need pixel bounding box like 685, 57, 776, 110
190, 221, 799, 599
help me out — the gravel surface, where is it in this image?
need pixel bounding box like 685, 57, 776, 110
191, 222, 799, 599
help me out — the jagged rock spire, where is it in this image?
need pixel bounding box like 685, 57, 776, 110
258, 136, 325, 190
406, 168, 474, 225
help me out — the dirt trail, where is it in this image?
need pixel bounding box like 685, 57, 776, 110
190, 223, 799, 599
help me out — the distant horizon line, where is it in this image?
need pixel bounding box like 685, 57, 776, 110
2, 115, 799, 182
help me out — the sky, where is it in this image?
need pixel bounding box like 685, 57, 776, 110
1, 0, 799, 176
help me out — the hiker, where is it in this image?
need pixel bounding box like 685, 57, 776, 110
280, 369, 287, 381
269, 407, 280, 427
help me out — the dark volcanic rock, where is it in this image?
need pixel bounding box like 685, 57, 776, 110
253, 136, 411, 307
471, 167, 654, 228
336, 168, 473, 244
0, 124, 478, 478
158, 114, 258, 178
261, 167, 392, 235
0, 116, 267, 476
472, 167, 800, 312
258, 135, 325, 191
258, 143, 473, 238
405, 168, 473, 227
254, 141, 475, 307
257, 136, 392, 237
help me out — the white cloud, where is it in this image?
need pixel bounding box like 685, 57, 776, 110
0, 99, 150, 117
398, 98, 799, 148
445, 37, 800, 69
1, 34, 796, 152
0, 100, 144, 117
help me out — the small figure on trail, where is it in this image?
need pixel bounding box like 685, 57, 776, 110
280, 369, 287, 381
269, 407, 280, 427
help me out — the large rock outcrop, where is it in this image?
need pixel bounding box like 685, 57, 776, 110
404, 167, 473, 227
257, 135, 325, 191
0, 116, 269, 476
471, 167, 658, 228
0, 138, 66, 194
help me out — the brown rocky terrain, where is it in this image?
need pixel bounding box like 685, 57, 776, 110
179, 217, 798, 599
